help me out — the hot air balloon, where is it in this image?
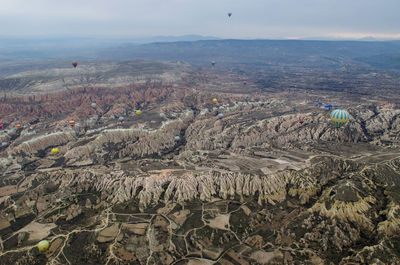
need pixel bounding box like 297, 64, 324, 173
16, 124, 22, 130
68, 121, 76, 127
119, 116, 125, 122
299, 117, 305, 124
37, 240, 50, 252
218, 113, 224, 119
72, 62, 78, 68
1, 142, 7, 147
212, 98, 218, 103
324, 104, 332, 111
136, 110, 142, 115
174, 136, 181, 142
315, 100, 323, 106
228, 13, 232, 17
91, 102, 97, 108
211, 61, 216, 67
243, 81, 247, 85
330, 109, 349, 128
0, 122, 3, 129
51, 148, 59, 155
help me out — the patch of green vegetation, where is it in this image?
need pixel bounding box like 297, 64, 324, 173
115, 214, 129, 222
229, 208, 251, 237
177, 210, 204, 235
112, 200, 140, 214
373, 248, 392, 263
390, 236, 400, 258
64, 231, 107, 265
227, 202, 241, 212
171, 235, 187, 256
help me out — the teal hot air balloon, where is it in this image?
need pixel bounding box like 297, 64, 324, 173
330, 109, 349, 128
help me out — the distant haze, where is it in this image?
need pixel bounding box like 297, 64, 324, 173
1, 0, 399, 40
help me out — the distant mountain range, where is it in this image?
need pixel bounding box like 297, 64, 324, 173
98, 39, 400, 70
0, 36, 400, 70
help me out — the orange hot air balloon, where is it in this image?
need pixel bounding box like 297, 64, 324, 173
16, 124, 22, 130
72, 62, 78, 68
69, 121, 76, 127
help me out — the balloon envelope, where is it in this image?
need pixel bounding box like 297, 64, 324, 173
38, 240, 50, 252
136, 110, 142, 115
212, 98, 217, 103
228, 13, 232, 17
72, 62, 78, 68
69, 121, 75, 127
0, 122, 3, 129
330, 109, 349, 128
218, 113, 224, 119
51, 148, 59, 155
1, 142, 7, 147
91, 103, 97, 108
174, 136, 181, 142
119, 116, 124, 122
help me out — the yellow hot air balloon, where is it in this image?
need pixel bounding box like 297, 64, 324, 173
51, 148, 59, 155
136, 110, 142, 115
330, 109, 349, 128
212, 98, 218, 103
38, 240, 50, 252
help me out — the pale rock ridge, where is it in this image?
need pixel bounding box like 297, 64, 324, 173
13, 131, 76, 155
66, 169, 288, 211
311, 193, 376, 231
377, 199, 400, 236
63, 121, 187, 166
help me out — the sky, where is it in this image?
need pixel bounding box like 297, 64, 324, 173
0, 0, 399, 40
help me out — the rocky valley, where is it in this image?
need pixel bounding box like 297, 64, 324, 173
0, 54, 399, 265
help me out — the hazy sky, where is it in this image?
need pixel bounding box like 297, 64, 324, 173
1, 0, 399, 39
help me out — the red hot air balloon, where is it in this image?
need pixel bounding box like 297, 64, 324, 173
243, 81, 247, 85
16, 124, 22, 130
299, 118, 305, 124
72, 62, 78, 68
0, 122, 3, 129
69, 121, 76, 127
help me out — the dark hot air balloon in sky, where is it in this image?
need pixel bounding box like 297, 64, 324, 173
72, 62, 78, 68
